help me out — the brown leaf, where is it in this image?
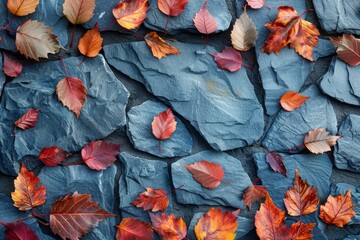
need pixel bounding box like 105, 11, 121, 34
231, 6, 257, 51
193, 1, 217, 35
151, 107, 177, 139
132, 188, 169, 212
15, 108, 39, 130
39, 146, 67, 167
113, 0, 149, 30
243, 185, 268, 210
150, 212, 187, 240
81, 140, 120, 170
329, 34, 360, 67
7, 0, 39, 16
280, 91, 310, 112
145, 32, 181, 59
185, 160, 225, 189
63, 0, 96, 24
304, 128, 341, 154
3, 53, 22, 77
265, 151, 287, 177
78, 23, 103, 57
116, 218, 153, 240
288, 221, 316, 240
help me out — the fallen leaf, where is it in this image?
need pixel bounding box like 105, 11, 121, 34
150, 212, 187, 240
151, 107, 177, 139
210, 47, 244, 72
194, 208, 238, 240
7, 0, 39, 16
289, 221, 316, 240
158, 0, 188, 16
1, 221, 39, 240
50, 192, 115, 239
231, 6, 257, 51
116, 218, 153, 240
15, 109, 39, 130
304, 128, 341, 154
329, 34, 360, 67
243, 185, 268, 210
132, 188, 169, 212
262, 6, 320, 61
81, 140, 120, 170
39, 146, 67, 167
319, 189, 355, 227
246, 0, 265, 9
78, 23, 103, 58
63, 0, 96, 24
145, 32, 181, 59
265, 151, 286, 177
3, 53, 22, 77
185, 160, 224, 189
11, 163, 46, 211
16, 20, 61, 61
112, 0, 149, 30
193, 1, 217, 35
280, 91, 310, 112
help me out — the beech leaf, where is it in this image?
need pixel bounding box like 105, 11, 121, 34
246, 0, 265, 9
78, 23, 103, 58
150, 212, 187, 240
132, 188, 169, 212
1, 221, 39, 240
151, 108, 177, 140
7, 0, 39, 16
193, 1, 217, 35
243, 185, 268, 210
112, 0, 149, 30
185, 160, 224, 189
3, 53, 22, 77
158, 0, 188, 16
210, 47, 244, 72
231, 6, 257, 51
15, 108, 39, 130
329, 34, 360, 67
63, 0, 96, 24
280, 91, 310, 112
265, 151, 287, 177
304, 128, 341, 154
39, 146, 67, 167
116, 218, 154, 240
145, 32, 181, 59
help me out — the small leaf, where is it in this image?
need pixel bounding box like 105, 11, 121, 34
78, 23, 103, 58
112, 0, 149, 30
145, 32, 181, 59
304, 128, 341, 154
231, 6, 257, 51
288, 221, 316, 240
210, 47, 243, 72
3, 53, 22, 77
116, 218, 153, 240
243, 185, 268, 210
265, 151, 287, 177
280, 91, 310, 112
15, 109, 39, 130
151, 108, 177, 140
158, 0, 188, 16
39, 146, 67, 167
150, 212, 187, 240
246, 0, 265, 9
193, 1, 217, 35
329, 34, 360, 67
7, 0, 39, 16
132, 188, 169, 212
63, 0, 96, 24
185, 160, 224, 189
1, 221, 39, 240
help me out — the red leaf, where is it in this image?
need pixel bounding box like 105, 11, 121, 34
193, 1, 217, 35
265, 151, 287, 177
1, 221, 39, 240
243, 185, 268, 210
211, 47, 243, 72
3, 53, 22, 77
280, 91, 310, 112
116, 218, 153, 240
15, 109, 39, 130
39, 146, 67, 167
81, 140, 120, 170
158, 0, 188, 16
151, 108, 177, 140
185, 160, 224, 189
247, 0, 265, 9
132, 188, 169, 212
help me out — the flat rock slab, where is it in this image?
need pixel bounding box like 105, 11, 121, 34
104, 42, 264, 151
127, 100, 192, 158
119, 152, 173, 222
313, 0, 360, 35
0, 55, 129, 176
171, 150, 252, 208
236, 0, 335, 115
262, 86, 337, 153
0, 53, 4, 95
144, 0, 231, 35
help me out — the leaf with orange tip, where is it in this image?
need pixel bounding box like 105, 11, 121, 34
243, 185, 268, 210
116, 218, 153, 240
132, 188, 169, 212
39, 146, 67, 167
145, 32, 181, 59
112, 0, 149, 30
7, 0, 39, 16
185, 160, 225, 189
158, 0, 188, 16
152, 108, 177, 140
246, 0, 265, 9
63, 0, 96, 24
78, 23, 103, 58
329, 34, 360, 67
150, 212, 187, 240
280, 91, 310, 112
210, 47, 244, 72
193, 1, 217, 35
265, 151, 286, 177
15, 109, 39, 130
3, 53, 22, 77
304, 128, 341, 154
1, 221, 39, 240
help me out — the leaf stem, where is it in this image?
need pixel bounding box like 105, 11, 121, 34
14, 215, 35, 222
76, 56, 87, 66
100, 20, 118, 32
164, 15, 170, 35
61, 161, 84, 167
59, 57, 69, 77
70, 24, 76, 48
288, 143, 305, 153
166, 184, 185, 195
133, 32, 145, 39
300, 8, 314, 18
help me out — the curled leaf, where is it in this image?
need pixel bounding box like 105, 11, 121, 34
3, 53, 22, 77
280, 91, 310, 112
193, 1, 217, 35
145, 32, 181, 59
329, 34, 360, 67
210, 47, 244, 72
116, 218, 153, 240
15, 109, 39, 130
39, 146, 67, 167
265, 151, 286, 177
185, 160, 224, 189
63, 0, 96, 24
150, 212, 187, 240
151, 108, 177, 140
78, 23, 103, 58
132, 188, 169, 212
304, 128, 341, 154
231, 6, 257, 51
7, 0, 39, 16
113, 0, 149, 30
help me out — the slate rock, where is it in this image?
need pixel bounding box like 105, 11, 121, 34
119, 152, 172, 222
0, 53, 5, 95
127, 100, 192, 158
0, 55, 129, 176
313, 0, 360, 35
104, 42, 264, 151
171, 150, 252, 208
144, 0, 231, 35
262, 85, 337, 153
236, 0, 336, 115
345, 235, 360, 240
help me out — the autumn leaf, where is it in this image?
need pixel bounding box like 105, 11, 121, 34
304, 128, 341, 154
262, 6, 320, 61
247, 0, 265, 9
185, 160, 225, 189
112, 0, 149, 30
150, 212, 187, 240
265, 151, 286, 177
231, 6, 257, 51
78, 23, 103, 58
81, 140, 120, 170
193, 1, 217, 35
210, 47, 244, 72
3, 53, 22, 77
289, 221, 316, 240
7, 0, 39, 16
329, 34, 360, 67
11, 163, 46, 211
158, 0, 188, 16
280, 91, 310, 112
39, 146, 67, 167
1, 221, 39, 240
243, 185, 268, 210
15, 108, 39, 130
116, 218, 153, 240
194, 208, 238, 240
132, 188, 169, 212
63, 0, 96, 24
145, 32, 181, 59
152, 107, 177, 139
319, 189, 355, 227
50, 192, 115, 239
284, 169, 319, 216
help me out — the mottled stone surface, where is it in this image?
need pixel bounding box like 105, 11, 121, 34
0, 55, 129, 176
345, 235, 360, 240
262, 86, 337, 153
104, 42, 264, 151
0, 53, 4, 95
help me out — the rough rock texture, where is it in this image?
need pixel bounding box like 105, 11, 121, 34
345, 235, 360, 240
0, 55, 129, 176
119, 152, 172, 221
320, 57, 360, 106
172, 150, 252, 208
127, 100, 192, 158
144, 0, 232, 35
262, 86, 337, 153
313, 0, 360, 35
236, 0, 336, 115
0, 53, 4, 95
104, 42, 264, 151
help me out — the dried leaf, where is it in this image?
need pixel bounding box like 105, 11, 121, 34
116, 218, 153, 240
280, 91, 310, 112
150, 212, 187, 240
78, 23, 103, 57
243, 185, 268, 210
63, 0, 95, 24
7, 0, 39, 16
132, 188, 169, 212
185, 160, 224, 189
15, 109, 39, 130
1, 221, 39, 240
158, 0, 188, 16
81, 140, 120, 170
289, 221, 316, 240
265, 151, 287, 177
3, 53, 22, 77
304, 128, 341, 154
145, 32, 181, 59
112, 0, 149, 30
39, 146, 67, 167
246, 0, 265, 9
210, 47, 243, 72
193, 1, 217, 34
231, 6, 257, 51
329, 34, 360, 67
151, 107, 177, 140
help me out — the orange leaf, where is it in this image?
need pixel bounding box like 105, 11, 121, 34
194, 208, 238, 240
131, 188, 169, 212
243, 185, 268, 210
62, 0, 96, 24
319, 189, 355, 227
78, 23, 103, 58
185, 160, 224, 189
193, 1, 217, 35
15, 108, 39, 130
288, 221, 316, 240
116, 218, 153, 240
145, 32, 181, 59
329, 34, 360, 67
304, 128, 341, 154
280, 91, 310, 112
262, 6, 320, 61
7, 0, 39, 16
11, 163, 46, 211
81, 140, 120, 170
150, 213, 187, 240
158, 0, 188, 16
3, 53, 22, 77
112, 0, 149, 30
284, 169, 319, 216
151, 108, 177, 140
39, 146, 67, 167
56, 76, 87, 118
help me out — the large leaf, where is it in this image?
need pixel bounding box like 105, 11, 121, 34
243, 185, 268, 210
116, 218, 153, 240
329, 34, 360, 67
1, 221, 39, 240
145, 32, 181, 59
81, 140, 120, 170
131, 188, 169, 212
112, 0, 149, 30
14, 108, 39, 130
63, 0, 96, 24
158, 0, 188, 16
78, 23, 103, 58
7, 0, 39, 16
3, 53, 22, 77
38, 146, 67, 167
231, 6, 257, 51
193, 1, 217, 35
210, 47, 244, 72
151, 107, 177, 139
246, 0, 264, 9
185, 160, 224, 189
150, 213, 187, 240
265, 151, 286, 177
280, 91, 310, 112
304, 128, 341, 154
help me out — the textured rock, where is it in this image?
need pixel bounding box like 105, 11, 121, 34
345, 235, 360, 240
313, 0, 360, 35
127, 100, 192, 158
236, 0, 336, 115
104, 42, 264, 151
119, 152, 172, 221
262, 86, 337, 153
0, 53, 4, 95
0, 55, 129, 176
144, 0, 231, 35
172, 150, 252, 208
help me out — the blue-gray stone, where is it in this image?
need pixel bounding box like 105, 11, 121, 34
104, 42, 264, 151
171, 150, 252, 208
119, 152, 173, 222
0, 0, 16, 51
127, 100, 192, 158
0, 55, 129, 176
262, 86, 337, 153
345, 235, 360, 240
144, 0, 231, 35
0, 53, 5, 95
236, 0, 336, 115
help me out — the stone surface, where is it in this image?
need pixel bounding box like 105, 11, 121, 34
262, 86, 337, 153
172, 150, 252, 208
144, 0, 232, 35
104, 42, 264, 151
0, 55, 129, 176
345, 235, 360, 240
236, 0, 336, 115
119, 152, 173, 222
313, 0, 360, 35
0, 53, 4, 95
127, 100, 192, 158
